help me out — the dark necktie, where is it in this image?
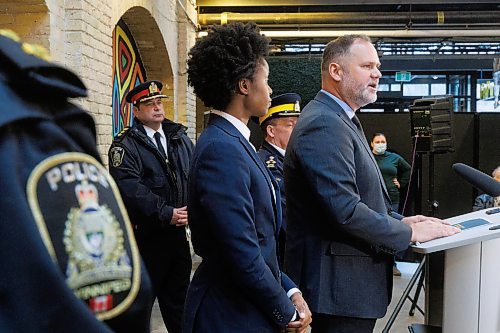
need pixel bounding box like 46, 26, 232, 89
351, 114, 362, 131
153, 132, 167, 160
352, 114, 367, 139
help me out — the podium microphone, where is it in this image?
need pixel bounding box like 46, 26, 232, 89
452, 163, 500, 197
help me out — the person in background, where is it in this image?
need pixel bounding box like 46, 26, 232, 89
371, 132, 411, 276
472, 166, 500, 211
108, 80, 193, 333
0, 30, 152, 333
284, 34, 460, 333
258, 92, 301, 266
184, 22, 311, 333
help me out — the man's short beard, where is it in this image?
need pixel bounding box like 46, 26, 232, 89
342, 76, 377, 109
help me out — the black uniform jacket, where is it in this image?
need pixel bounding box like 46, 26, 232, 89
0, 34, 152, 332
108, 119, 193, 230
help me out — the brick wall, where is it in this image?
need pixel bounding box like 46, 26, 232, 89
0, 0, 50, 50
176, 0, 198, 139
1, 0, 198, 163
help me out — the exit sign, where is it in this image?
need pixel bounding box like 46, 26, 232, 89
395, 71, 412, 82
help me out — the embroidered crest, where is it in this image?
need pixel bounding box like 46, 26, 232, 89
64, 181, 131, 297
149, 81, 159, 94
110, 147, 125, 167
266, 156, 276, 169
27, 153, 141, 320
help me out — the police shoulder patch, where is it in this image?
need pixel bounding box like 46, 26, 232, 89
109, 147, 125, 167
26, 152, 141, 320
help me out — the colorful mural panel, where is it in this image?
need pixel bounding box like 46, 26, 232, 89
111, 19, 146, 137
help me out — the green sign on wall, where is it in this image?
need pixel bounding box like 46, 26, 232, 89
395, 71, 412, 82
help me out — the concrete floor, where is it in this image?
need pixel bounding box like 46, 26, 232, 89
150, 260, 424, 333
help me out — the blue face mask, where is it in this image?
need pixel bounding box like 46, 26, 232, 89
373, 143, 387, 154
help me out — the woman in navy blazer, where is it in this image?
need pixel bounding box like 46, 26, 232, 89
184, 22, 312, 333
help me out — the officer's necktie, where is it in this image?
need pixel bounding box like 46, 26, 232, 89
153, 132, 167, 160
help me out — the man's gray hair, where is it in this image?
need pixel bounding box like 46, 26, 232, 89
321, 34, 372, 72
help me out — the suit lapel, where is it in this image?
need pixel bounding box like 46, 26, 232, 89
315, 92, 391, 201
237, 137, 281, 235
210, 114, 280, 231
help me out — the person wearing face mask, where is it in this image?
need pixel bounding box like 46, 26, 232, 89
370, 133, 411, 214
370, 133, 411, 276
472, 166, 500, 211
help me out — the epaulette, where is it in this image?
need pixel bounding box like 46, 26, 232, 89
0, 29, 87, 98
113, 127, 131, 142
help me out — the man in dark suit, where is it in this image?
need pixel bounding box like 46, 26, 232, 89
258, 93, 301, 265
184, 22, 312, 332
108, 80, 193, 333
284, 34, 460, 333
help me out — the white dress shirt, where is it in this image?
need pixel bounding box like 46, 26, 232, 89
143, 125, 168, 158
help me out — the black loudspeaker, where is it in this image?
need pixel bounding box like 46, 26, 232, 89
409, 96, 454, 153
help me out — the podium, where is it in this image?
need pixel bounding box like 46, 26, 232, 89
412, 208, 500, 333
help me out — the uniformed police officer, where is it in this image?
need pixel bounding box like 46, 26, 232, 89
0, 30, 153, 332
257, 93, 301, 265
108, 80, 193, 333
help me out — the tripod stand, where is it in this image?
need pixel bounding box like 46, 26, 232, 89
381, 257, 425, 333
382, 149, 438, 333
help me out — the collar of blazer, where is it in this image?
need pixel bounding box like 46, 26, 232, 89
314, 91, 391, 202
209, 113, 281, 230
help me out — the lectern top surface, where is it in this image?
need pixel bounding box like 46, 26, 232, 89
412, 208, 500, 254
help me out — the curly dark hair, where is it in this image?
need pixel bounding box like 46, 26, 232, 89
187, 22, 269, 111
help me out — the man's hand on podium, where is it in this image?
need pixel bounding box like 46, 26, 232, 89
403, 215, 461, 243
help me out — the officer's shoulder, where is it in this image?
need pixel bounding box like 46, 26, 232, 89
113, 127, 132, 143
0, 30, 86, 98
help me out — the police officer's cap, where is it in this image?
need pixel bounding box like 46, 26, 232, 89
259, 93, 301, 125
126, 80, 168, 105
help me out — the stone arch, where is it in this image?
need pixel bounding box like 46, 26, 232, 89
0, 0, 50, 50
113, 6, 174, 134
